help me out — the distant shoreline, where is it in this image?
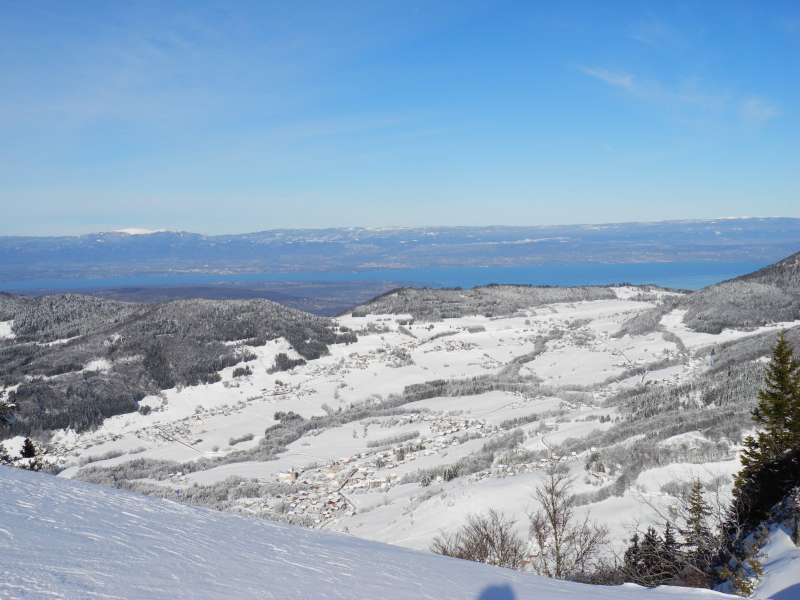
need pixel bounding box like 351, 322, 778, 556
0, 259, 769, 295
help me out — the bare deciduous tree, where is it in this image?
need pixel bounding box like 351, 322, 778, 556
528, 464, 609, 580
431, 509, 526, 569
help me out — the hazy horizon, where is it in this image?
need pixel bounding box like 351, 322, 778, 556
2, 215, 799, 239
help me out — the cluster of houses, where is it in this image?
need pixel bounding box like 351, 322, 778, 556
263, 413, 504, 526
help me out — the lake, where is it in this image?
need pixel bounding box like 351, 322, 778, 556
1, 260, 769, 293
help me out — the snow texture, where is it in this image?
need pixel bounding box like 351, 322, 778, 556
0, 467, 735, 600
0, 320, 14, 340
752, 524, 800, 600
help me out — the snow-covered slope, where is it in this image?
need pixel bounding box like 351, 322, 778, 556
0, 467, 734, 600
752, 523, 800, 600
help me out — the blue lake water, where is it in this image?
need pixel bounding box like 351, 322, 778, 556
1, 260, 769, 293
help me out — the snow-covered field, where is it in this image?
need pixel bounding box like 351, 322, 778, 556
0, 320, 14, 340
10, 288, 799, 563
0, 467, 736, 600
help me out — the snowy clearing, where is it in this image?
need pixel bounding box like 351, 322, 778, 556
0, 320, 14, 339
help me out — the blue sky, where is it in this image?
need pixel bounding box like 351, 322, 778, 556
1, 1, 798, 235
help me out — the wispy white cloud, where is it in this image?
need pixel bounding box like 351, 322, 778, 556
578, 66, 723, 108
578, 66, 635, 91
579, 64, 779, 126
740, 97, 781, 124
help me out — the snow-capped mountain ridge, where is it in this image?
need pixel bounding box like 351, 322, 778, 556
112, 228, 174, 235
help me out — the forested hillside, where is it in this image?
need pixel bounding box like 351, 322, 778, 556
0, 295, 355, 436
353, 285, 620, 319
682, 251, 800, 333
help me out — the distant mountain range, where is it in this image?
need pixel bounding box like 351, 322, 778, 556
2, 218, 799, 290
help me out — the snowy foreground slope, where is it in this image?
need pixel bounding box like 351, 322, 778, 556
751, 523, 800, 600
0, 468, 733, 600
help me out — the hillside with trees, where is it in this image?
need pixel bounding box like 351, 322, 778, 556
0, 295, 355, 436
682, 251, 800, 333
352, 285, 619, 320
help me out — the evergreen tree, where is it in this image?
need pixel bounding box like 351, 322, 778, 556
20, 437, 36, 459
639, 527, 664, 584
623, 533, 641, 574
0, 443, 10, 465
659, 522, 680, 580
733, 332, 800, 526
720, 336, 800, 592
755, 333, 800, 448
622, 525, 685, 587
681, 480, 713, 573
738, 332, 800, 478
662, 522, 678, 556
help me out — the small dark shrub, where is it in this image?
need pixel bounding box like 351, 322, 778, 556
232, 365, 253, 378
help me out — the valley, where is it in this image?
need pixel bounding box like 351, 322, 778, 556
4, 281, 797, 559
